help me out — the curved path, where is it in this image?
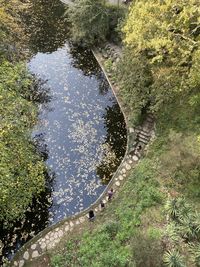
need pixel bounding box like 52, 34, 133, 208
10, 45, 155, 267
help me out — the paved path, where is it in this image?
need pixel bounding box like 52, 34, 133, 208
10, 44, 155, 267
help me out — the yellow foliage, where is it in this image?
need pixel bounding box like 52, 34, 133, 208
123, 0, 200, 61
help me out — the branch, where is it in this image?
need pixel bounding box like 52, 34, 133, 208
173, 33, 198, 45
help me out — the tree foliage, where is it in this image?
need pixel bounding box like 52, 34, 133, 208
116, 51, 153, 123
0, 0, 46, 224
0, 0, 29, 60
66, 0, 125, 46
0, 61, 46, 223
119, 0, 200, 119
66, 0, 109, 45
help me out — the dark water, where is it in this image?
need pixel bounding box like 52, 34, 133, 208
29, 43, 127, 221
0, 0, 126, 263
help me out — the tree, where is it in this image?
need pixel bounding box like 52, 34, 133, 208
120, 0, 200, 116
0, 61, 46, 223
0, 0, 47, 224
116, 50, 153, 123
66, 0, 110, 46
0, 0, 28, 60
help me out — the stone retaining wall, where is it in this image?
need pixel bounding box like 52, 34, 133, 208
9, 44, 155, 267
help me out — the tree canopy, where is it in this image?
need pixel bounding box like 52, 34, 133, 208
119, 0, 200, 121
66, 0, 110, 45
0, 0, 46, 224
66, 0, 125, 46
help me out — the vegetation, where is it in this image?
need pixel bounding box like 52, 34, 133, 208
50, 0, 200, 267
1, 0, 199, 265
118, 0, 200, 123
0, 0, 34, 60
0, 0, 46, 224
66, 0, 126, 46
51, 160, 164, 267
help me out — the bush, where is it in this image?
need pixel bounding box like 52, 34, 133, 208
116, 50, 153, 124
163, 250, 186, 267
101, 221, 120, 239
106, 4, 126, 43
190, 243, 200, 267
51, 255, 65, 267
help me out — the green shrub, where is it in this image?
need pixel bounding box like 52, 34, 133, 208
147, 227, 162, 239
190, 243, 200, 267
101, 221, 120, 239
51, 255, 65, 267
104, 58, 113, 72
116, 51, 153, 124
163, 250, 186, 267
66, 0, 126, 46
165, 198, 192, 222
106, 4, 126, 43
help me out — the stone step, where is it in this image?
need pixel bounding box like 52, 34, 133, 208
147, 113, 154, 119
138, 136, 149, 144
139, 130, 151, 138
138, 132, 150, 141
146, 116, 154, 123
105, 44, 111, 50
145, 120, 154, 128
142, 125, 153, 133
135, 129, 151, 138
135, 126, 142, 131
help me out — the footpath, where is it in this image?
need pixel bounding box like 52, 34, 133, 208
10, 43, 155, 267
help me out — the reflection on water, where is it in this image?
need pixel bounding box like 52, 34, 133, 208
23, 0, 69, 54
0, 0, 127, 263
97, 103, 127, 182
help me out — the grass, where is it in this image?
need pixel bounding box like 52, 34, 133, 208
50, 158, 164, 267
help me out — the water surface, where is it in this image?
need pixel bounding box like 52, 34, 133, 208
29, 43, 127, 223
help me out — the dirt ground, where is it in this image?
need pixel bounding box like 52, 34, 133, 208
24, 254, 51, 267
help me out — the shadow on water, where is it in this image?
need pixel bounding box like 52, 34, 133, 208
0, 0, 127, 264
96, 102, 127, 183
0, 173, 53, 262
69, 44, 109, 95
